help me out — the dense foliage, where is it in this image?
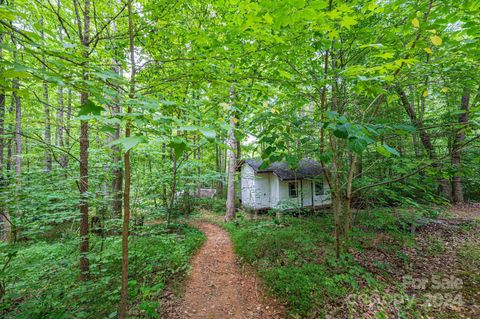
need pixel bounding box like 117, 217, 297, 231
1, 223, 204, 318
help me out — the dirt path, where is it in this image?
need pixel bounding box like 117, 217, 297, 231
176, 223, 284, 319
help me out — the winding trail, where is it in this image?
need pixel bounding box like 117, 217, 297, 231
177, 222, 284, 319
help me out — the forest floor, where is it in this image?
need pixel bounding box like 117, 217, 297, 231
162, 221, 285, 319
220, 205, 480, 318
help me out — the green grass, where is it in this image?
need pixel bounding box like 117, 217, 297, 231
0, 223, 205, 319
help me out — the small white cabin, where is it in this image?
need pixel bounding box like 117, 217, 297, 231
239, 159, 331, 210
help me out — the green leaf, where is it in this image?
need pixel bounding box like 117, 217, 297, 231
376, 143, 399, 157
333, 128, 348, 139
178, 125, 216, 139
258, 161, 269, 170
376, 145, 391, 157
383, 143, 400, 156
263, 13, 273, 24
340, 15, 357, 29
393, 124, 416, 132
109, 135, 146, 152
199, 128, 216, 139
169, 138, 188, 158
79, 99, 103, 116
348, 138, 368, 155
286, 155, 299, 166
100, 125, 117, 134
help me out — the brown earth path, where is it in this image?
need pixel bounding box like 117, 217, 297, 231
174, 222, 285, 319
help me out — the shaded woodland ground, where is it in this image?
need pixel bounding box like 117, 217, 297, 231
193, 204, 480, 319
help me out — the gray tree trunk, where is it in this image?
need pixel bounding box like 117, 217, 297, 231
0, 33, 4, 172
62, 89, 72, 168
13, 80, 21, 177
40, 19, 52, 172
225, 80, 236, 222
451, 89, 469, 204
74, 0, 91, 281
57, 24, 65, 167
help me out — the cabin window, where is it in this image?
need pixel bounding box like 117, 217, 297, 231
288, 182, 298, 198
315, 181, 324, 196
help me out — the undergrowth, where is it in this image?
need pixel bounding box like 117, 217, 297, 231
0, 223, 205, 319
224, 208, 424, 317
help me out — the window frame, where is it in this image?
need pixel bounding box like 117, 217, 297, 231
288, 182, 298, 198
314, 180, 324, 196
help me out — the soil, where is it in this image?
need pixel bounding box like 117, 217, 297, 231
163, 222, 285, 319
447, 203, 480, 220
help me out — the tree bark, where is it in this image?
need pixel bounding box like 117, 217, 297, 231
225, 77, 236, 222
13, 79, 21, 177
119, 0, 135, 316
6, 97, 12, 172
110, 27, 123, 218
40, 19, 52, 172
57, 16, 66, 167
167, 156, 177, 225
451, 89, 469, 204
343, 152, 356, 244
161, 142, 167, 208
11, 33, 21, 177
0, 33, 4, 172
75, 0, 91, 281
63, 88, 72, 168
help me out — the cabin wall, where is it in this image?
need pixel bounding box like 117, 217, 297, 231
241, 163, 331, 210
240, 164, 256, 209
270, 174, 280, 207
312, 179, 331, 206
276, 180, 301, 209
254, 173, 271, 209
303, 180, 314, 207
275, 179, 331, 209
306, 179, 332, 206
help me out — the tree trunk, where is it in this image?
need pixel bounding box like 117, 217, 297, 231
63, 88, 72, 168
13, 80, 21, 177
0, 91, 3, 173
167, 157, 177, 225
75, 0, 91, 282
343, 152, 356, 245
161, 142, 168, 208
6, 108, 12, 172
215, 144, 222, 195
225, 125, 236, 221
6, 86, 13, 173
110, 77, 123, 217
40, 19, 52, 172
451, 89, 469, 204
110, 17, 123, 218
196, 119, 201, 194
396, 87, 452, 201
57, 19, 66, 167
119, 0, 135, 316
10, 33, 21, 177
0, 33, 4, 172
225, 85, 236, 222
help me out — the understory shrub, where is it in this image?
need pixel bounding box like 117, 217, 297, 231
0, 223, 204, 319
225, 216, 379, 317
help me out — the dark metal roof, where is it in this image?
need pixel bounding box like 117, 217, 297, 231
241, 159, 324, 181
